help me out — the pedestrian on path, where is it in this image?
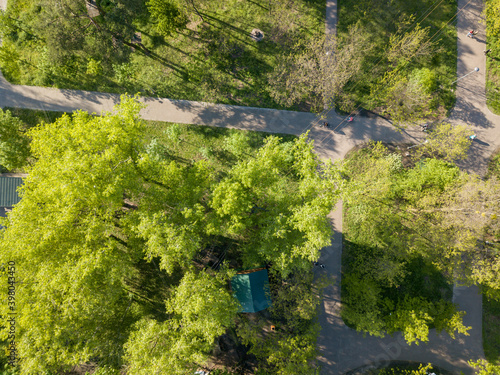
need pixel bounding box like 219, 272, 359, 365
470, 134, 477, 140
484, 49, 491, 55
314, 262, 326, 268
467, 30, 477, 38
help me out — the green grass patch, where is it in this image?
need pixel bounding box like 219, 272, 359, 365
487, 150, 500, 179
483, 287, 500, 365
140, 119, 297, 176
4, 107, 66, 129
486, 0, 500, 114
1, 0, 324, 110
337, 0, 457, 116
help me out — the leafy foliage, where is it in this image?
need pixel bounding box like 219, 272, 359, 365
337, 0, 456, 121
0, 109, 30, 170
469, 359, 500, 375
0, 0, 325, 109
236, 270, 328, 375
0, 97, 339, 374
124, 270, 239, 375
267, 24, 372, 112
373, 363, 434, 375
416, 122, 474, 162
486, 0, 500, 114
341, 143, 472, 344
146, 0, 187, 36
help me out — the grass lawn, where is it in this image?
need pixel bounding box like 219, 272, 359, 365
486, 0, 500, 114
1, 0, 324, 111
337, 0, 457, 116
483, 288, 500, 365
142, 118, 297, 175
487, 151, 500, 179
5, 107, 66, 128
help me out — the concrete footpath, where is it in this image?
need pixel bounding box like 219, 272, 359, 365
317, 0, 497, 373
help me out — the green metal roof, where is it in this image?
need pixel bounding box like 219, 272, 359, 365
231, 269, 272, 313
0, 177, 23, 207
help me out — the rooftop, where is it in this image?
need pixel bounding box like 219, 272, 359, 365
0, 176, 23, 207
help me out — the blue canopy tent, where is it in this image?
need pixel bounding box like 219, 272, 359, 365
231, 268, 272, 313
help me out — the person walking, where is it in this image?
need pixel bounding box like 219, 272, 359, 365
484, 49, 491, 55
467, 30, 477, 38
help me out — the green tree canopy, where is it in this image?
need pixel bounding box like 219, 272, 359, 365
0, 96, 339, 374
146, 0, 187, 36
341, 142, 472, 344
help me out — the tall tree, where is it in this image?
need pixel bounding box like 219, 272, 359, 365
29, 0, 147, 67
124, 269, 239, 375
0, 96, 148, 373
267, 24, 372, 112
340, 143, 471, 343
209, 134, 340, 277
0, 97, 340, 373
146, 0, 188, 37
415, 122, 474, 162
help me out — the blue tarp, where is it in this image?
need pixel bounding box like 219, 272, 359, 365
0, 177, 22, 207
231, 269, 272, 313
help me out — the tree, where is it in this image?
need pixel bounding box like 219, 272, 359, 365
0, 97, 149, 373
236, 270, 327, 375
386, 24, 437, 68
0, 96, 339, 373
416, 122, 474, 162
0, 40, 21, 82
428, 175, 500, 290
25, 0, 147, 68
267, 24, 372, 111
469, 360, 500, 375
209, 133, 340, 277
340, 143, 471, 344
0, 109, 30, 170
379, 23, 439, 124
146, 0, 188, 37
378, 70, 433, 125
124, 270, 240, 375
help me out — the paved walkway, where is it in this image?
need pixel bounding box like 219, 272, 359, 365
0, 0, 498, 374
318, 0, 498, 374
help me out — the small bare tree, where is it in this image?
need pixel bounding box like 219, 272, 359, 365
267, 24, 372, 112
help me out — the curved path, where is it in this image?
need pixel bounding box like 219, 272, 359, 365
0, 0, 498, 374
